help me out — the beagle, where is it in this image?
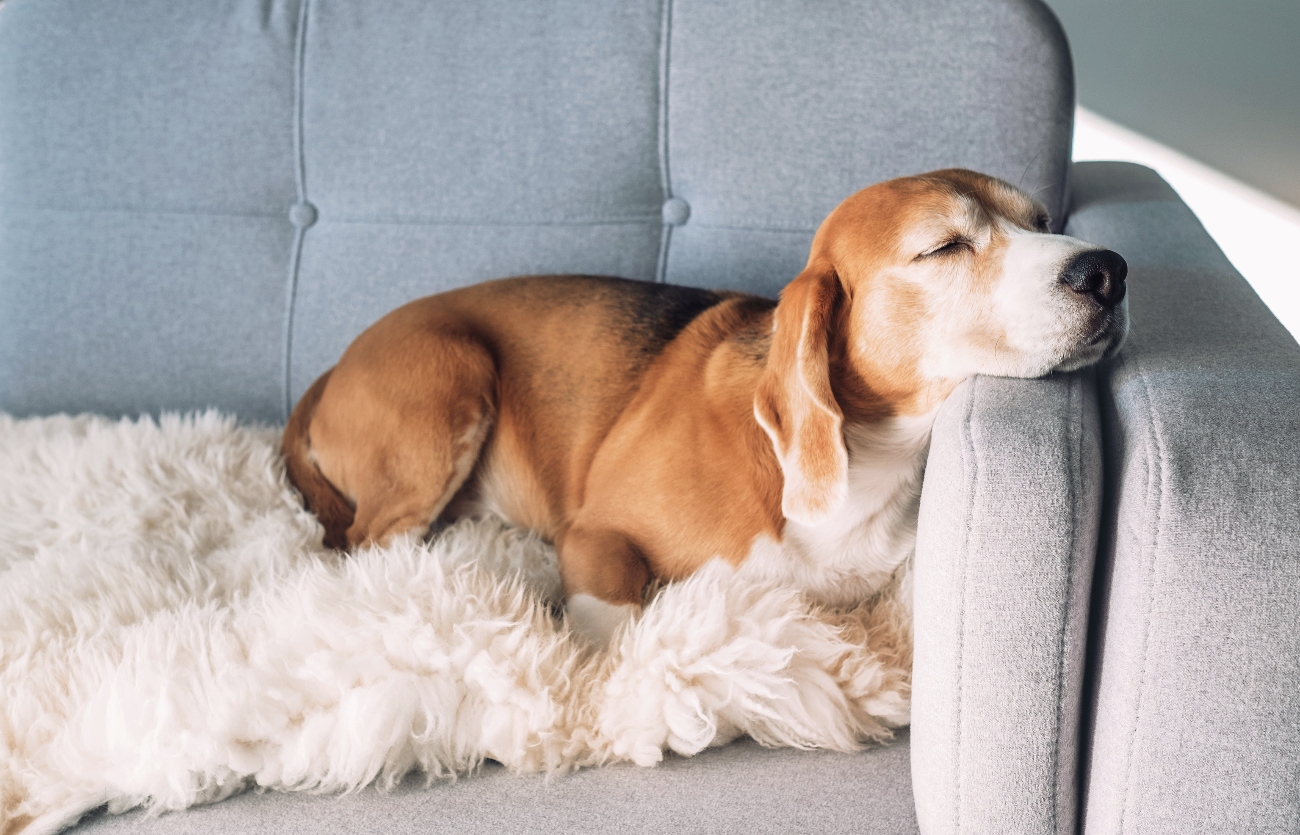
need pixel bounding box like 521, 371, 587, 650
282, 169, 1128, 645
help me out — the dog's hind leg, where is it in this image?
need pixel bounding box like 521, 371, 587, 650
347, 408, 493, 548
308, 331, 497, 549
283, 368, 356, 549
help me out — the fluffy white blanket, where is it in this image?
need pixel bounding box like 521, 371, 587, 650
0, 412, 911, 835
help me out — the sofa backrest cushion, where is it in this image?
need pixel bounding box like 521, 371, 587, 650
0, 0, 1073, 422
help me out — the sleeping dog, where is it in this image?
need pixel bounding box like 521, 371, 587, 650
282, 168, 1128, 646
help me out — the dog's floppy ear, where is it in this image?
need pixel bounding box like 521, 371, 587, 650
754, 259, 849, 526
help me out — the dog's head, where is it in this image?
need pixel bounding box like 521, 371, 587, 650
755, 168, 1128, 524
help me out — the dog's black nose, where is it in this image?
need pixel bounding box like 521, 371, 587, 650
1060, 249, 1128, 307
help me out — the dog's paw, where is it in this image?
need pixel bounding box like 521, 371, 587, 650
566, 594, 638, 650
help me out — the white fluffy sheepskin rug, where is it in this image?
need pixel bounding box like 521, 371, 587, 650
0, 412, 912, 835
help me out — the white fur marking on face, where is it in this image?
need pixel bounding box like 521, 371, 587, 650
919, 221, 1124, 381
994, 227, 1093, 363
994, 225, 1130, 373
567, 593, 637, 649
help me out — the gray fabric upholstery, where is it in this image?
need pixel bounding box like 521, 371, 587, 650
0, 0, 1073, 423
912, 373, 1101, 835
0, 0, 299, 421
1068, 162, 1300, 834
69, 735, 919, 835
0, 2, 1105, 832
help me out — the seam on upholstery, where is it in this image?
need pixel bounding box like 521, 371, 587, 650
654, 0, 673, 283
656, 224, 672, 283
1051, 373, 1082, 835
952, 380, 979, 835
1117, 362, 1165, 835
292, 0, 309, 208
319, 214, 662, 227
281, 0, 311, 422
4, 205, 665, 228
692, 221, 817, 234
2, 205, 286, 220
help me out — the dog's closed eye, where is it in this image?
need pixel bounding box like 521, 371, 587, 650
918, 238, 973, 259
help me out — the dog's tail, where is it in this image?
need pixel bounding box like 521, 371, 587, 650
282, 369, 354, 550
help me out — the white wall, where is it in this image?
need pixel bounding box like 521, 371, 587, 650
1074, 108, 1300, 341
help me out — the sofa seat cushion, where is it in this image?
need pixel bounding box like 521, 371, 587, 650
70, 735, 919, 835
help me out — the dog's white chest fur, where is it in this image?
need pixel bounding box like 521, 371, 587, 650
736, 412, 935, 607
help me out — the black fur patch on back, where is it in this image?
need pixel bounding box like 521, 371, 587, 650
554, 275, 775, 373
608, 279, 727, 350
729, 299, 776, 364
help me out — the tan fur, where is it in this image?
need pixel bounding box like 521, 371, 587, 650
281, 369, 354, 549
754, 259, 850, 525
282, 168, 1120, 613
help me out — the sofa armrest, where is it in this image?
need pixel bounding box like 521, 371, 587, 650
1067, 162, 1300, 834
912, 370, 1101, 835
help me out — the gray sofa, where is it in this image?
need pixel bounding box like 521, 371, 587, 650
0, 0, 1295, 833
